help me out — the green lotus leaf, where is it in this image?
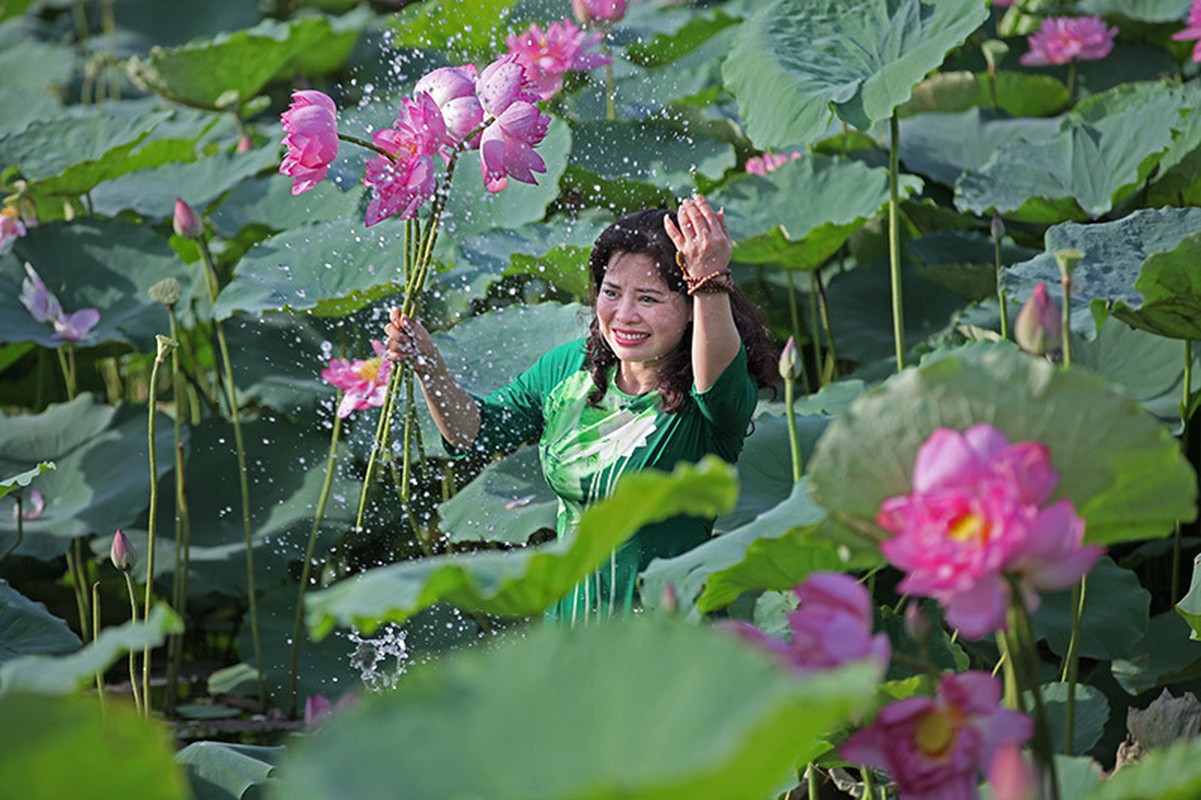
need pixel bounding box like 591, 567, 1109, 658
1001, 207, 1201, 338
1038, 682, 1109, 757
0, 461, 54, 502
106, 0, 262, 48
0, 580, 80, 664
1175, 553, 1201, 640
907, 229, 1039, 302
1085, 736, 1201, 800
305, 457, 738, 638
384, 0, 519, 62
808, 346, 1197, 546
899, 108, 1058, 188
176, 742, 283, 800
625, 8, 741, 68
714, 155, 923, 271
955, 82, 1187, 222
89, 147, 280, 221
438, 446, 556, 545
1109, 232, 1201, 340
4, 218, 195, 350
899, 71, 1070, 118
724, 0, 988, 149
0, 692, 189, 800
271, 618, 879, 800
1033, 557, 1150, 661
210, 173, 370, 238
126, 12, 363, 111
0, 604, 182, 695
0, 395, 175, 562
1113, 612, 1201, 696
0, 37, 73, 117
1077, 0, 1191, 22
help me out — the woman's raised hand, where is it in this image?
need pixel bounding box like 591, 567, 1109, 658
664, 194, 732, 280
383, 307, 436, 369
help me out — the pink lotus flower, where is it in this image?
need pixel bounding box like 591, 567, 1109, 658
841, 672, 1032, 800
475, 54, 551, 193
726, 572, 890, 677
414, 65, 484, 149
12, 488, 44, 521
110, 529, 137, 572
988, 742, 1037, 800
504, 19, 610, 101
172, 198, 203, 240
746, 151, 801, 176
19, 263, 100, 342
878, 424, 1103, 639
1014, 281, 1061, 356
322, 340, 394, 418
1019, 16, 1117, 67
51, 308, 101, 342
280, 90, 340, 196
1173, 0, 1201, 62
0, 206, 28, 255
362, 93, 449, 225
572, 0, 627, 25
304, 691, 358, 728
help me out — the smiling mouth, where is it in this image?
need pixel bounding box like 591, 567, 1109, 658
612, 329, 650, 346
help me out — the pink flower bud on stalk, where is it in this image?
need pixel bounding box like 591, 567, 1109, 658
279, 90, 340, 196
12, 488, 44, 521
111, 529, 137, 571
1014, 282, 1061, 356
572, 0, 627, 24
172, 198, 203, 239
778, 335, 801, 381
991, 212, 1006, 243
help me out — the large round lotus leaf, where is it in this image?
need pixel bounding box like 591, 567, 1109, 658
126, 12, 364, 111
808, 346, 1196, 546
1078, 0, 1191, 21
175, 742, 282, 800
1108, 232, 1201, 340
271, 618, 879, 800
0, 580, 80, 664
0, 693, 188, 800
385, 0, 519, 62
1033, 556, 1150, 661
305, 458, 737, 638
899, 71, 1070, 118
0, 37, 73, 109
714, 155, 922, 271
899, 108, 1058, 189
209, 173, 363, 238
89, 147, 279, 221
908, 229, 1039, 302
1002, 207, 1201, 338
438, 446, 556, 545
956, 82, 1186, 223
0, 395, 175, 562
2, 218, 194, 351
110, 0, 261, 48
724, 0, 988, 149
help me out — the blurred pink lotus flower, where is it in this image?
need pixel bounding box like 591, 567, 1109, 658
172, 198, 203, 240
475, 54, 551, 193
110, 529, 137, 572
746, 151, 801, 176
362, 93, 449, 225
988, 742, 1037, 800
19, 263, 100, 342
414, 64, 484, 149
12, 488, 44, 521
280, 90, 340, 195
878, 423, 1103, 639
1014, 281, 1061, 356
505, 19, 610, 101
0, 206, 28, 255
1020, 16, 1117, 66
1172, 0, 1201, 62
322, 340, 394, 418
726, 572, 890, 677
841, 672, 1031, 800
572, 0, 627, 25
304, 691, 358, 728
19, 262, 62, 324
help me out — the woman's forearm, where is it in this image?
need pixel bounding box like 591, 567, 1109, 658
692, 292, 741, 392
411, 351, 482, 450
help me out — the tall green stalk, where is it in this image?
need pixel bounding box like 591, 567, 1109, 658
887, 112, 905, 371
1006, 578, 1060, 800
289, 411, 343, 718
165, 303, 191, 718
123, 570, 143, 715
92, 581, 105, 713
196, 234, 265, 709
1174, 339, 1194, 604
141, 335, 174, 715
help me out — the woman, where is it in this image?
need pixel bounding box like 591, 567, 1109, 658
385, 195, 777, 622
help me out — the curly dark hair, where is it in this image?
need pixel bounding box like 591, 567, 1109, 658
584, 207, 778, 413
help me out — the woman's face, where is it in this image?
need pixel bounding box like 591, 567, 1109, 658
596, 251, 691, 367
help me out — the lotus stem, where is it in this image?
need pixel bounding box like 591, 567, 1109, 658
56, 345, 77, 400
92, 581, 105, 713
807, 764, 819, 800
814, 269, 838, 383
0, 490, 25, 563
123, 570, 143, 715
995, 237, 1008, 340
142, 335, 175, 716
808, 279, 822, 392
785, 376, 801, 483
336, 132, 395, 159
1060, 575, 1087, 755
861, 765, 876, 800
1174, 341, 1194, 603
602, 30, 616, 121
197, 234, 265, 709
66, 538, 91, 644
165, 305, 191, 718
1007, 579, 1060, 800
1060, 274, 1072, 369
888, 112, 905, 371
289, 411, 342, 718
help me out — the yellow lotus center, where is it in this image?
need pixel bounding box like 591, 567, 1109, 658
915, 710, 957, 759
947, 512, 989, 544
355, 357, 382, 383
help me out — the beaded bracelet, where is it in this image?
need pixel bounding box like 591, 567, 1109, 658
676, 251, 733, 295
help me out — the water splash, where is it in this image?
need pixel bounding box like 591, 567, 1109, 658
348, 624, 409, 691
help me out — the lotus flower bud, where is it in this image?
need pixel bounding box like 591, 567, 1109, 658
148, 277, 182, 307
990, 212, 1005, 243
778, 336, 802, 381
660, 582, 678, 615
173, 198, 203, 240
110, 529, 137, 572
1014, 281, 1061, 356
236, 135, 253, 153
903, 600, 930, 646
1054, 248, 1083, 280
